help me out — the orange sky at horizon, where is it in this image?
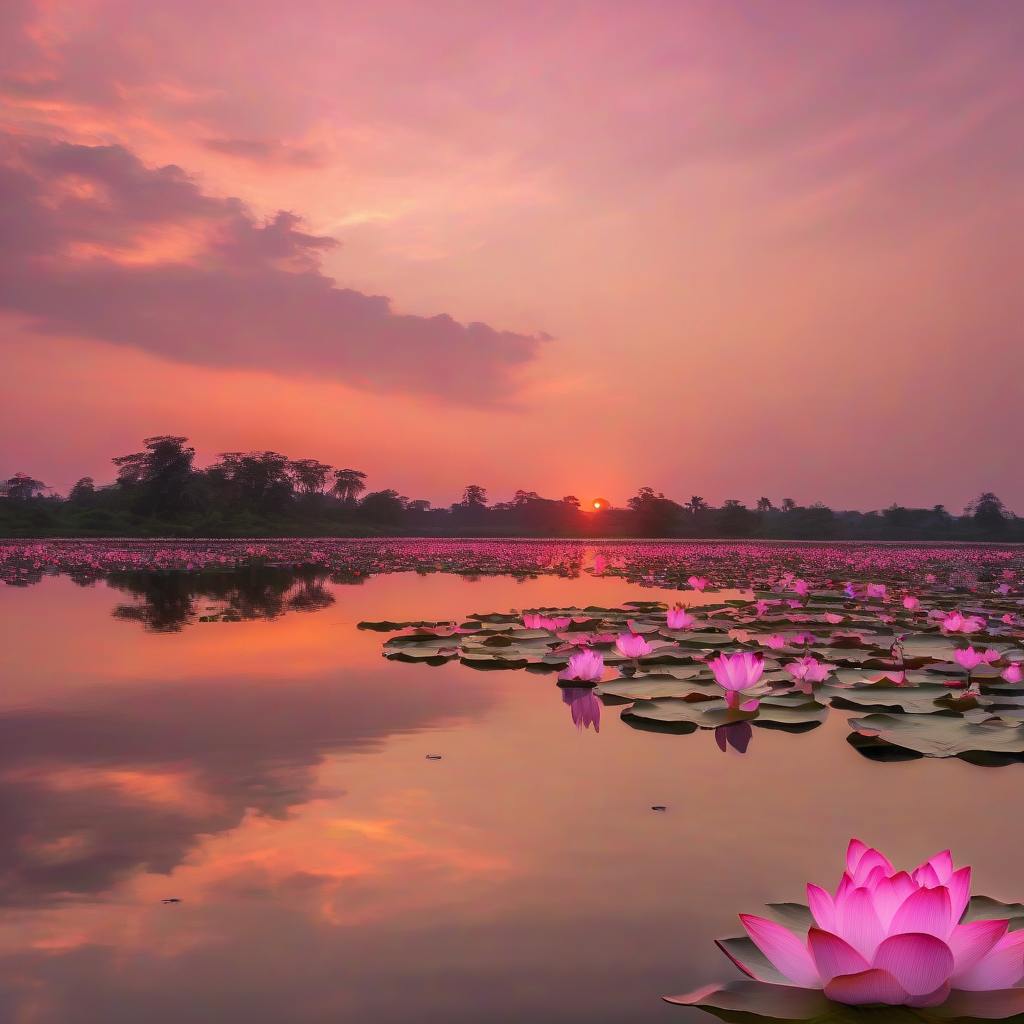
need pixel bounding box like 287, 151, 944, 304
0, 0, 1020, 512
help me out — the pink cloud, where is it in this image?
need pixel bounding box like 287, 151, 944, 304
0, 133, 545, 402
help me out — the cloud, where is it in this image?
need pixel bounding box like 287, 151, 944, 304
0, 133, 545, 403
200, 137, 330, 168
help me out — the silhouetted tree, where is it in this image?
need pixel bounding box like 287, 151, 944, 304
331, 468, 367, 503
781, 498, 797, 512
462, 484, 488, 508
967, 492, 1007, 534
756, 497, 774, 513
358, 489, 406, 525
686, 495, 707, 514
628, 487, 683, 536
68, 477, 96, 505
214, 452, 294, 514
3, 473, 46, 500
112, 436, 195, 515
289, 459, 332, 495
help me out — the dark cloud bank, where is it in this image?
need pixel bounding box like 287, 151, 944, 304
0, 133, 545, 401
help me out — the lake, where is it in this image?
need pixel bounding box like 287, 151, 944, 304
0, 540, 1022, 1023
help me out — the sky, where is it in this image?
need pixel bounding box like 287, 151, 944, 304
0, 0, 1021, 513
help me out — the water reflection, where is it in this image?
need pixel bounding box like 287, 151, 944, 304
1, 568, 1024, 1024
108, 565, 337, 631
714, 721, 753, 753
560, 686, 601, 732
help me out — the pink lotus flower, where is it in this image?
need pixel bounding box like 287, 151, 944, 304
786, 656, 831, 684
866, 583, 887, 600
666, 605, 696, 630
688, 575, 709, 591
943, 611, 986, 634
954, 647, 985, 672
701, 840, 1024, 1007
522, 614, 571, 630
561, 687, 601, 732
615, 632, 653, 659
558, 648, 605, 683
981, 649, 1000, 665
903, 595, 920, 611
793, 580, 809, 597
709, 651, 764, 693
1002, 664, 1023, 683
757, 635, 786, 649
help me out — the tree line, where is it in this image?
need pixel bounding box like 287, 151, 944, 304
1, 435, 1019, 541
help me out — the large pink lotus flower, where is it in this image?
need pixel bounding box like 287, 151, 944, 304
786, 656, 831, 684
666, 605, 696, 630
903, 595, 921, 611
697, 840, 1024, 1008
1003, 664, 1023, 683
558, 648, 605, 683
615, 632, 653, 659
688, 575, 709, 591
709, 651, 764, 693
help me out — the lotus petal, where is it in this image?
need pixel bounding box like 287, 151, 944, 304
948, 919, 1009, 978
807, 927, 870, 984
870, 875, 906, 931
889, 885, 952, 941
823, 967, 909, 1005
740, 915, 821, 988
846, 839, 870, 875
871, 932, 954, 996
947, 866, 973, 924
853, 848, 896, 886
807, 884, 837, 933
953, 929, 1024, 990
835, 886, 885, 960
716, 937, 793, 986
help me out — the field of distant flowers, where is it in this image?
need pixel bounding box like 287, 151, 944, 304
1, 537, 1021, 589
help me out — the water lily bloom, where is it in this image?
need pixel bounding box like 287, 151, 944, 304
666, 605, 696, 630
943, 611, 987, 634
561, 687, 601, 732
866, 583, 887, 600
709, 651, 764, 692
981, 649, 1000, 665
559, 648, 605, 683
786, 656, 831, 684
954, 647, 985, 672
793, 580, 809, 597
688, 575, 709, 591
903, 595, 920, 611
758, 635, 786, 649
1002, 664, 1023, 683
700, 840, 1024, 1007
615, 632, 653, 659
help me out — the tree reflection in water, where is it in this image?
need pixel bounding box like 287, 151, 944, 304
107, 565, 340, 631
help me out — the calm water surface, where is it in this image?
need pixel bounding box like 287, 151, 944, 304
0, 569, 1022, 1023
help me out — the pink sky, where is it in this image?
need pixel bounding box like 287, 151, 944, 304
0, 0, 1021, 512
